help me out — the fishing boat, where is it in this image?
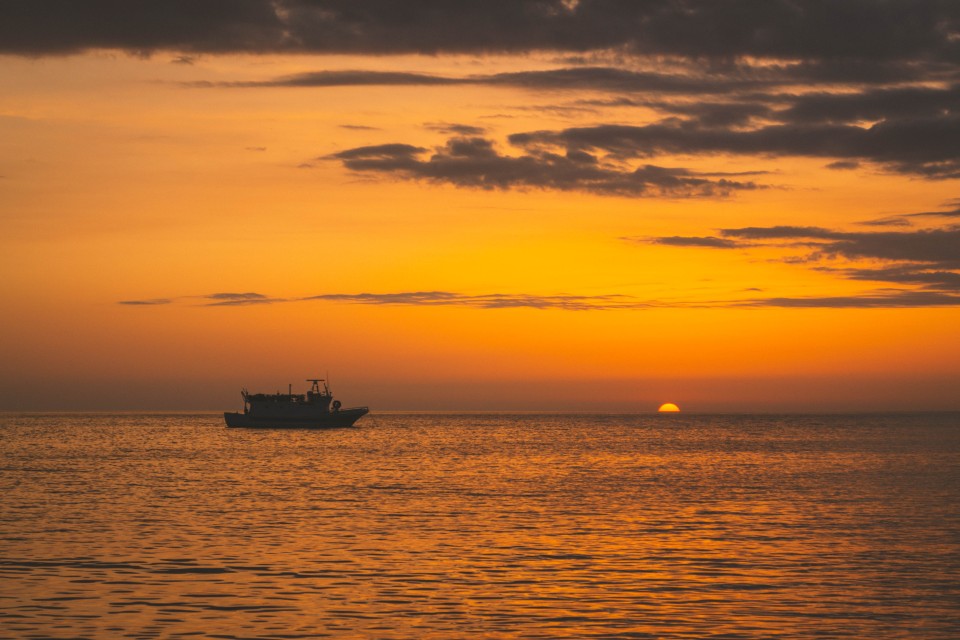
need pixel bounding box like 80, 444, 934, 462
224, 379, 368, 428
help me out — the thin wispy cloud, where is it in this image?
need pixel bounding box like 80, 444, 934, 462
641, 204, 960, 307
119, 291, 653, 311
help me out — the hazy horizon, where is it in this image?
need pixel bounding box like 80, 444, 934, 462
3, 373, 958, 413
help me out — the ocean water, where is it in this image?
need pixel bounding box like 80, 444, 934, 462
1, 412, 958, 639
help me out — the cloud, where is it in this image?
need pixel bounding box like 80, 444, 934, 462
301, 291, 648, 311
202, 292, 282, 306
835, 266, 960, 291
772, 84, 960, 125
119, 285, 960, 312
510, 117, 960, 178
741, 291, 960, 308
118, 292, 283, 306
714, 226, 960, 267
327, 136, 764, 198
118, 298, 172, 306
194, 64, 955, 95
648, 209, 960, 307
860, 202, 960, 226
194, 66, 790, 95
121, 212, 960, 314
651, 224, 960, 268
3, 1, 958, 63
120, 290, 651, 311
212, 70, 460, 88
648, 236, 741, 248
826, 161, 861, 171
424, 123, 487, 136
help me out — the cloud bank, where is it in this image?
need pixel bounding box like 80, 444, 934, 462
3, 1, 958, 62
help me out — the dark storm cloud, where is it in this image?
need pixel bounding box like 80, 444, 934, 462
510, 117, 960, 178
3, 1, 958, 62
327, 136, 764, 197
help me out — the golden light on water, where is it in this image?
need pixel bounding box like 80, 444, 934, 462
658, 402, 681, 413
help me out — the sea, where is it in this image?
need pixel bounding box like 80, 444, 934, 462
1, 412, 958, 639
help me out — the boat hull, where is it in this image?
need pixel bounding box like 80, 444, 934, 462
224, 407, 368, 429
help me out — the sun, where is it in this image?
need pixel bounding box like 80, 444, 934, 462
658, 402, 681, 413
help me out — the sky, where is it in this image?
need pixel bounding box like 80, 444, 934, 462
1, 0, 958, 412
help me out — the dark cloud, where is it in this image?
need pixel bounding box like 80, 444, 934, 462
3, 1, 957, 63
213, 70, 460, 89
861, 202, 960, 226
742, 291, 960, 308
510, 117, 960, 178
773, 84, 960, 125
715, 226, 960, 267
835, 266, 960, 291
327, 136, 764, 197
650, 215, 960, 307
648, 236, 741, 248
118, 298, 172, 306
826, 161, 861, 171
199, 66, 778, 94
424, 123, 488, 136
0, 0, 284, 55
339, 124, 381, 131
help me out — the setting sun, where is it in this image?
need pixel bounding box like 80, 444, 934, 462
658, 403, 681, 413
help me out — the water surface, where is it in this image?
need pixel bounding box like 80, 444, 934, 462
1, 412, 958, 638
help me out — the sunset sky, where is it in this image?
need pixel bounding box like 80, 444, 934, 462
1, 1, 958, 411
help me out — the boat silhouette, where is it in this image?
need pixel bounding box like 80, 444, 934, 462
224, 379, 368, 428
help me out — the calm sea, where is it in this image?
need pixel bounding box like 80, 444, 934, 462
1, 412, 958, 639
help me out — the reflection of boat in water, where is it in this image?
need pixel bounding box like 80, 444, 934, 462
224, 379, 368, 428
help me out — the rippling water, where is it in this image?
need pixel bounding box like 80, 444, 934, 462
1, 412, 958, 638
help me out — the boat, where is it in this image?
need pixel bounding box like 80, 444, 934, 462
224, 379, 369, 428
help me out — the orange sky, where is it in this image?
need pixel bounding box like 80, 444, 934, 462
1, 3, 958, 411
